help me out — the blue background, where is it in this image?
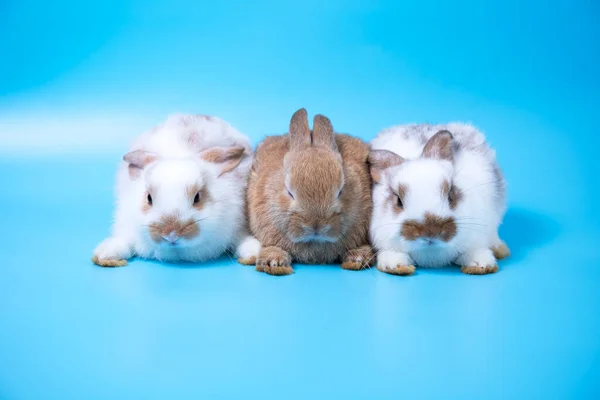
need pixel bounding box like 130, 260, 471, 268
1, 0, 599, 398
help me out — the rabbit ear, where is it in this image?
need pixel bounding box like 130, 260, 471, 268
289, 108, 311, 150
312, 114, 337, 151
200, 145, 245, 177
422, 130, 454, 162
123, 150, 158, 179
368, 150, 404, 183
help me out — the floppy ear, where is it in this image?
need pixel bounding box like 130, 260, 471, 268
123, 150, 158, 179
368, 150, 404, 183
289, 108, 311, 150
200, 146, 245, 177
312, 114, 337, 151
422, 130, 454, 162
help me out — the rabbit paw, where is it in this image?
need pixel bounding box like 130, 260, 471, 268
92, 237, 131, 267
236, 235, 261, 266
375, 250, 416, 276
491, 241, 511, 260
256, 246, 293, 275
341, 245, 375, 270
458, 248, 498, 275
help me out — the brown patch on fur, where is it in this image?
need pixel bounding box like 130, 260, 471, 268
376, 264, 416, 276
440, 180, 463, 210
492, 242, 510, 260
200, 146, 245, 176
148, 214, 200, 243
92, 255, 127, 267
341, 245, 374, 270
186, 184, 210, 210
246, 111, 373, 265
401, 212, 457, 242
124, 150, 157, 180
256, 246, 293, 275
368, 150, 404, 183
461, 264, 498, 275
422, 130, 454, 162
237, 256, 257, 265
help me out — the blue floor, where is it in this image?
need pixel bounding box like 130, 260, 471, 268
1, 1, 600, 398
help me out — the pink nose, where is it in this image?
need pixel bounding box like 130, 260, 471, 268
162, 231, 180, 244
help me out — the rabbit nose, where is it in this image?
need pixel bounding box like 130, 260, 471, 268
162, 231, 180, 244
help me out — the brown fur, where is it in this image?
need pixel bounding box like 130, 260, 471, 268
492, 242, 510, 260
256, 246, 293, 275
246, 109, 373, 272
377, 264, 416, 276
200, 146, 245, 176
341, 245, 375, 270
92, 256, 127, 267
461, 264, 498, 275
401, 212, 457, 242
422, 130, 453, 161
148, 214, 200, 243
186, 184, 210, 210
124, 150, 157, 180
368, 149, 404, 183
441, 180, 463, 210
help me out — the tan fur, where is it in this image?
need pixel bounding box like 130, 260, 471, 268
461, 264, 498, 275
246, 109, 373, 273
186, 184, 210, 210
148, 214, 200, 243
377, 264, 416, 276
124, 150, 157, 180
422, 130, 453, 161
237, 256, 256, 265
341, 245, 375, 270
401, 212, 457, 242
92, 256, 127, 267
368, 149, 404, 183
492, 242, 510, 260
200, 146, 245, 176
256, 246, 293, 275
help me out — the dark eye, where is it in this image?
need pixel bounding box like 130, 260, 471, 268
287, 189, 294, 199
194, 192, 201, 204
396, 194, 403, 209
337, 188, 343, 198
147, 193, 153, 205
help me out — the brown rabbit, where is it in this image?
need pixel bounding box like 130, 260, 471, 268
241, 108, 374, 275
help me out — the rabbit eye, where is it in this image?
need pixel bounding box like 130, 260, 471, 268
194, 192, 201, 204
396, 194, 403, 209
147, 193, 153, 206
337, 188, 343, 198
287, 189, 295, 199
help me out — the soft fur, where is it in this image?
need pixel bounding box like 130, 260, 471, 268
242, 108, 374, 275
369, 123, 509, 276
92, 114, 254, 266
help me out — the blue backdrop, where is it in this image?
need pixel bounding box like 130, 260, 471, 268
1, 1, 599, 398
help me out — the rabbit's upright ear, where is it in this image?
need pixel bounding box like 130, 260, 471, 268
123, 150, 158, 179
312, 114, 337, 151
289, 108, 311, 150
422, 130, 454, 162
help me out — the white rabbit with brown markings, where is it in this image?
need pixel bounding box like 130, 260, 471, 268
92, 114, 254, 266
369, 123, 509, 275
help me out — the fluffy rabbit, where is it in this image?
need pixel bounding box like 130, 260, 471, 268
92, 114, 254, 266
240, 108, 374, 275
369, 123, 509, 275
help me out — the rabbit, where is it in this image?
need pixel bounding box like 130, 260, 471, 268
92, 113, 256, 266
368, 123, 510, 276
239, 108, 374, 275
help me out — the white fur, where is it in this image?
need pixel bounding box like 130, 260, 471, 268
370, 123, 506, 271
94, 114, 254, 263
